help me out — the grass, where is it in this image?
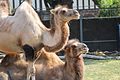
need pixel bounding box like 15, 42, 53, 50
84, 59, 120, 80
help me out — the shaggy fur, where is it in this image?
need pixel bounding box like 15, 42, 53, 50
0, 0, 80, 59
63, 39, 89, 80
0, 39, 89, 80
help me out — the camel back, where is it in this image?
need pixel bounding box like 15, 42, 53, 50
25, 0, 32, 5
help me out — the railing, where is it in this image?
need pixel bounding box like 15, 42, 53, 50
10, 0, 44, 11
9, 0, 120, 18
73, 0, 98, 10
9, 0, 98, 11
6, 0, 120, 51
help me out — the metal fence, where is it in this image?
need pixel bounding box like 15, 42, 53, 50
10, 0, 97, 10
70, 17, 120, 51
41, 17, 120, 52
8, 0, 120, 51
9, 0, 120, 18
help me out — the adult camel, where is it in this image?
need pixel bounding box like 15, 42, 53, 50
0, 0, 80, 60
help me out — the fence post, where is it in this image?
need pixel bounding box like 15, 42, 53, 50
117, 24, 120, 51
79, 16, 83, 42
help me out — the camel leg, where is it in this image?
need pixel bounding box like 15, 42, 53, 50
1, 53, 25, 66
22, 44, 35, 61
0, 72, 8, 80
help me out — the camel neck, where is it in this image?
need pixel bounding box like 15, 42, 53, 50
64, 55, 84, 80
43, 15, 70, 52
50, 15, 68, 34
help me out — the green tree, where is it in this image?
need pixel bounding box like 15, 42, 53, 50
92, 0, 120, 17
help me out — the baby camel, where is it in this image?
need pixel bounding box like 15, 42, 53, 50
0, 39, 89, 80
44, 39, 89, 80
62, 39, 89, 80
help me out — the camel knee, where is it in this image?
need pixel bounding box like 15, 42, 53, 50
1, 54, 25, 66
22, 44, 35, 61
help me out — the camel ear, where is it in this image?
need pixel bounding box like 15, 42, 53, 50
50, 9, 56, 14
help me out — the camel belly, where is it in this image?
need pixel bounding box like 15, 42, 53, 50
0, 32, 23, 55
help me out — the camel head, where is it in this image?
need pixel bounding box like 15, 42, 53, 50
64, 39, 89, 58
50, 5, 80, 22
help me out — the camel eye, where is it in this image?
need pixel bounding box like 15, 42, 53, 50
61, 10, 66, 14
71, 45, 77, 49
55, 10, 59, 14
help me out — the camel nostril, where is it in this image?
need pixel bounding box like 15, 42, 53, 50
83, 45, 87, 48
73, 10, 79, 14
81, 43, 88, 48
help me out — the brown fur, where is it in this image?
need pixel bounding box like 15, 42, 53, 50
44, 22, 69, 52
44, 5, 80, 52
0, 52, 63, 80
0, 39, 88, 80
0, 54, 28, 80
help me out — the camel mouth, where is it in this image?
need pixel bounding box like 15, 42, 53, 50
72, 14, 80, 19
73, 48, 89, 58
78, 48, 89, 54
83, 47, 89, 53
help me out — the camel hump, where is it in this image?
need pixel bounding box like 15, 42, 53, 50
0, 0, 10, 17
25, 0, 32, 5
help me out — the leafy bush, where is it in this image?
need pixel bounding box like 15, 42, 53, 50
96, 0, 120, 17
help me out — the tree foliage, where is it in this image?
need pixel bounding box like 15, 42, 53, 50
93, 0, 120, 17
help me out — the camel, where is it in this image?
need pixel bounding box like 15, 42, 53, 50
44, 39, 89, 80
0, 39, 89, 80
62, 39, 89, 80
0, 0, 80, 60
